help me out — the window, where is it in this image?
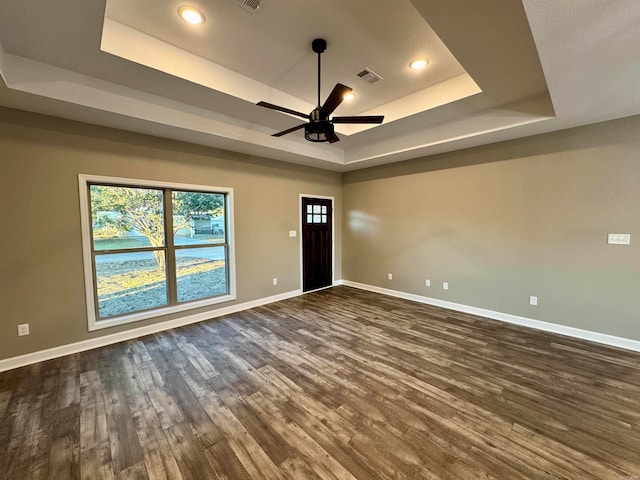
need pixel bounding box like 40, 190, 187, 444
306, 203, 328, 224
79, 175, 235, 330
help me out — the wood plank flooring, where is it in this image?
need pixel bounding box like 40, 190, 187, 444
1, 286, 639, 479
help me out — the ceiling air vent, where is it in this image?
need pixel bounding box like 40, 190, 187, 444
354, 67, 383, 85
231, 0, 263, 13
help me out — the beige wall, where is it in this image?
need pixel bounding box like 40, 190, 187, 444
343, 115, 640, 341
0, 109, 342, 360
2, 107, 639, 363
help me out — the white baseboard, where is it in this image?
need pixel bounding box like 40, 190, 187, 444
342, 280, 640, 353
4, 280, 637, 373
0, 289, 302, 373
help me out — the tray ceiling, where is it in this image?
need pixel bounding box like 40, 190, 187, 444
1, 1, 639, 171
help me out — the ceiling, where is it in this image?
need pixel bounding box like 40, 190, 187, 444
1, 0, 639, 172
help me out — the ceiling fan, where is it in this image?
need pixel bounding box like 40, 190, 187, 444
257, 38, 384, 143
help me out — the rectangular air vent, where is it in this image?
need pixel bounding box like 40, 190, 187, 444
231, 0, 263, 13
354, 67, 383, 85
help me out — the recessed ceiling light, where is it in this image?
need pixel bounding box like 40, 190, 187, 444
178, 6, 205, 25
344, 92, 356, 101
410, 59, 428, 70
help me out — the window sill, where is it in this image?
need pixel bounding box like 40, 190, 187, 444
88, 293, 237, 331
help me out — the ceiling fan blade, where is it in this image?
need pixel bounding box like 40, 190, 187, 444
319, 83, 352, 117
272, 123, 307, 137
332, 115, 385, 124
327, 131, 340, 143
257, 101, 309, 120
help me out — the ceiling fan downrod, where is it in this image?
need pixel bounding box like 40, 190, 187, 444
312, 38, 327, 109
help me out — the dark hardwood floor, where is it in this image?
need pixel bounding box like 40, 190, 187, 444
1, 286, 639, 479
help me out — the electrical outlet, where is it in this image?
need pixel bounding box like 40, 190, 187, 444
18, 323, 30, 336
442, 282, 449, 290
529, 296, 538, 306
425, 279, 431, 287
272, 277, 278, 286
387, 273, 393, 280
607, 233, 631, 245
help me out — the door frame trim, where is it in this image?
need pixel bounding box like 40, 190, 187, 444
299, 194, 335, 293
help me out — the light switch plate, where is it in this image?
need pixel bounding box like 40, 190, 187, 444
608, 233, 631, 245
289, 230, 297, 237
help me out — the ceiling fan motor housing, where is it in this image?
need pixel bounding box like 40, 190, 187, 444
310, 107, 327, 122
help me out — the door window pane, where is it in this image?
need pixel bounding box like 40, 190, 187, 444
313, 205, 321, 213
95, 251, 168, 318
172, 191, 225, 244
176, 247, 228, 303
90, 185, 164, 250
321, 206, 327, 214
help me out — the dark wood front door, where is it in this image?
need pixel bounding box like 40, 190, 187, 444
302, 197, 332, 292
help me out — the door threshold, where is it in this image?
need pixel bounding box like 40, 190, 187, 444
302, 284, 335, 294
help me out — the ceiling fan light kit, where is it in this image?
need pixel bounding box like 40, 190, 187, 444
257, 38, 384, 144
305, 121, 336, 143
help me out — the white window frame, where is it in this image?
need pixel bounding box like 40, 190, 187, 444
79, 174, 236, 331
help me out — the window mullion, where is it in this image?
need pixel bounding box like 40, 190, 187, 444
164, 188, 178, 306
